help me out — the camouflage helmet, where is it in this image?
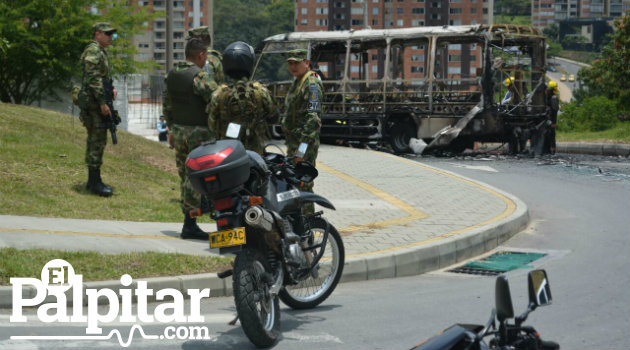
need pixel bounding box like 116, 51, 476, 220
286, 48, 308, 62
186, 26, 210, 41
93, 22, 116, 33
223, 41, 255, 78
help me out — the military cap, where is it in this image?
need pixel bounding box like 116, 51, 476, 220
286, 49, 308, 62
186, 26, 210, 40
93, 22, 116, 33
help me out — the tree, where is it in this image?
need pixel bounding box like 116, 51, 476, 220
578, 13, 630, 112
0, 0, 162, 104
543, 24, 559, 41
213, 0, 294, 82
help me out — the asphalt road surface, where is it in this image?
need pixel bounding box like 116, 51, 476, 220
1, 153, 628, 350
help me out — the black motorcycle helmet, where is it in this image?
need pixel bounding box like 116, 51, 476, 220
222, 41, 255, 80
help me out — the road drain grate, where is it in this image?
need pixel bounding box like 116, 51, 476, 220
449, 251, 546, 276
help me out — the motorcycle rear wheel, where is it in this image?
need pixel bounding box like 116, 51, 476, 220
279, 217, 345, 309
233, 248, 280, 348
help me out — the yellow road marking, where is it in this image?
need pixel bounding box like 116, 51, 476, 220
317, 162, 428, 235
0, 227, 179, 240
345, 150, 517, 258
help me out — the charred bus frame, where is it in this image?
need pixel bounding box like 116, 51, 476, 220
254, 25, 548, 153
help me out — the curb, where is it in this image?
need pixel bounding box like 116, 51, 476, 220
557, 142, 630, 157
0, 170, 529, 309
551, 56, 591, 68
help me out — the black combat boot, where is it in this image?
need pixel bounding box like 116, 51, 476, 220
87, 169, 113, 197
181, 215, 208, 240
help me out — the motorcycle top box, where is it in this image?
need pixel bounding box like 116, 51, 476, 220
186, 139, 250, 200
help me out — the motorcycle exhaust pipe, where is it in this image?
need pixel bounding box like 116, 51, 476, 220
244, 206, 274, 232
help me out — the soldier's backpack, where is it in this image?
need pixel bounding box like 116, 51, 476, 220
217, 80, 267, 140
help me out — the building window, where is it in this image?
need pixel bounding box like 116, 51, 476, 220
471, 7, 477, 13
412, 7, 425, 13
335, 13, 346, 19
316, 19, 328, 26
449, 7, 462, 13
351, 7, 364, 14
301, 19, 308, 25
448, 44, 461, 50
482, 8, 488, 14
397, 19, 404, 26
316, 7, 329, 14
335, 1, 346, 7
412, 19, 425, 26
173, 32, 184, 39
448, 54, 461, 61
302, 8, 307, 14
373, 7, 379, 14
431, 2, 441, 7
431, 13, 441, 19
411, 54, 425, 61
449, 19, 462, 25
352, 19, 364, 25
372, 19, 379, 25
447, 66, 461, 74
411, 66, 425, 73
398, 7, 404, 13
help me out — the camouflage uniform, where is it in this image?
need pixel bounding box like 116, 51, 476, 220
186, 26, 225, 86
208, 77, 275, 154
163, 61, 218, 214
80, 40, 112, 170
282, 49, 324, 214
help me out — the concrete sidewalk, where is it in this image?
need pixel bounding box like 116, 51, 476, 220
0, 144, 529, 307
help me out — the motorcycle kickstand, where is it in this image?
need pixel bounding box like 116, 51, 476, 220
228, 314, 239, 326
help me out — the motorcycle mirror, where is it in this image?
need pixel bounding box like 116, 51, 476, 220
295, 142, 308, 159
295, 161, 318, 183
495, 275, 514, 322
226, 123, 241, 139
528, 269, 552, 307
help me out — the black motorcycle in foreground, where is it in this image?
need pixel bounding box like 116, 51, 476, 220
185, 134, 345, 348
413, 269, 559, 350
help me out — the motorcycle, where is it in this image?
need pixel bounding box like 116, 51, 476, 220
185, 125, 345, 347
413, 269, 559, 350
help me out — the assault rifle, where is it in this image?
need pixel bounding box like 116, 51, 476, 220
103, 78, 121, 145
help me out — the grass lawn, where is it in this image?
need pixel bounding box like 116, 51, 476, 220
557, 123, 630, 143
0, 247, 232, 285
0, 103, 213, 223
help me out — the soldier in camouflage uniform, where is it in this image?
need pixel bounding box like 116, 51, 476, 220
208, 41, 276, 154
282, 49, 324, 215
186, 26, 224, 86
163, 38, 218, 239
79, 22, 118, 197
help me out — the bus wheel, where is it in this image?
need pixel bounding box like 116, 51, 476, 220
389, 121, 415, 153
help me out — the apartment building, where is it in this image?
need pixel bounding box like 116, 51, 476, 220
133, 0, 214, 74
532, 0, 630, 28
295, 0, 492, 81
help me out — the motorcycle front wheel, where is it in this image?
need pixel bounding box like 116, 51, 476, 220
279, 217, 345, 309
233, 248, 280, 348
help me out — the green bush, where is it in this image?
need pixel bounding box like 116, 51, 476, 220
557, 96, 622, 132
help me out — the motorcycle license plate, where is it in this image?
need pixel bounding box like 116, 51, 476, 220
209, 227, 246, 248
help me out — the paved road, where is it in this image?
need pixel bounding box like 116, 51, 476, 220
547, 57, 587, 102
1, 153, 627, 349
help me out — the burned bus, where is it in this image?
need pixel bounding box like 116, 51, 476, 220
253, 24, 548, 153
